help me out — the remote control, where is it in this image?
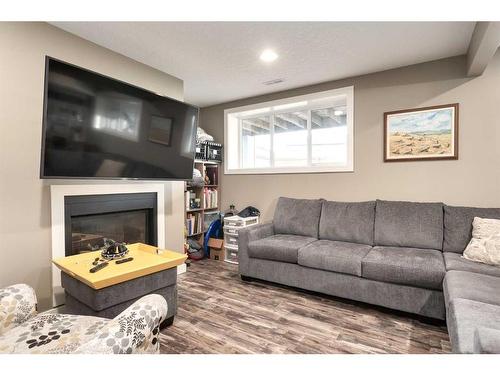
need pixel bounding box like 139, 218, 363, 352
89, 262, 108, 273
116, 257, 134, 264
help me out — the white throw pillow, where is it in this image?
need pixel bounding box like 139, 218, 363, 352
463, 217, 500, 267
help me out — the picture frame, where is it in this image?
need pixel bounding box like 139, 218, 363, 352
384, 103, 459, 162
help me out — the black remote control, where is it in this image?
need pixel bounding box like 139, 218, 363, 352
116, 257, 134, 264
89, 262, 108, 273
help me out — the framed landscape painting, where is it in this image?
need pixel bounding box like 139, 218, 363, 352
384, 103, 459, 162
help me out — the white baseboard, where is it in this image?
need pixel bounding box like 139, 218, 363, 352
177, 263, 187, 275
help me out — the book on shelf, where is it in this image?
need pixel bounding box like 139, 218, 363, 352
185, 191, 190, 210
203, 188, 218, 209
185, 212, 202, 236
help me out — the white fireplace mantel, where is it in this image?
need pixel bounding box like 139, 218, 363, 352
50, 184, 166, 307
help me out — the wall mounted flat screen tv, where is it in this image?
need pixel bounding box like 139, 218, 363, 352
41, 57, 198, 180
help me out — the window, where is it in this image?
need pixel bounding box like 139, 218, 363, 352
224, 87, 354, 174
241, 116, 271, 168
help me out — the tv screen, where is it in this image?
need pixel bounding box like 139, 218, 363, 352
41, 57, 198, 180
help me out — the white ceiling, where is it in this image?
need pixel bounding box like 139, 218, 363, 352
51, 22, 475, 107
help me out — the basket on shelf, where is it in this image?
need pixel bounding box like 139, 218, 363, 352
195, 141, 223, 162
195, 141, 207, 160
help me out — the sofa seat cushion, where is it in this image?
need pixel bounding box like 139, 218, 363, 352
273, 197, 323, 238
319, 201, 376, 245
443, 205, 500, 254
298, 240, 372, 276
361, 246, 445, 290
374, 200, 444, 250
248, 235, 317, 263
447, 298, 500, 353
443, 252, 500, 278
443, 270, 500, 308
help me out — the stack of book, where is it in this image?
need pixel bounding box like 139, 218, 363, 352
203, 188, 218, 209
186, 212, 202, 236
185, 190, 193, 210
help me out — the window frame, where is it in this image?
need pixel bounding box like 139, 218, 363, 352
224, 86, 354, 175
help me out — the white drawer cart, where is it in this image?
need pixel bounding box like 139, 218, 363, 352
223, 215, 259, 264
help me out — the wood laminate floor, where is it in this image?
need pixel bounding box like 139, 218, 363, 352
159, 259, 451, 354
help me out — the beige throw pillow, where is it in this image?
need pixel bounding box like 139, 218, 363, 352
463, 217, 500, 267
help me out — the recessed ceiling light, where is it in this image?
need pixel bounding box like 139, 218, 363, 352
260, 49, 278, 63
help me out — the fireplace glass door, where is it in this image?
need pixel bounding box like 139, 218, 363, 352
71, 209, 148, 254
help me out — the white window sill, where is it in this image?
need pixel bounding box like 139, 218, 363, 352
224, 164, 354, 175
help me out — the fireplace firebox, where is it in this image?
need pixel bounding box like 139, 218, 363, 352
64, 193, 157, 256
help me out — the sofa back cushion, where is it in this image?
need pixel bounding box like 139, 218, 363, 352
374, 200, 444, 250
319, 201, 375, 245
273, 197, 322, 238
443, 205, 500, 253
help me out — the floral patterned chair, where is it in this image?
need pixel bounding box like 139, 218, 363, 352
0, 284, 168, 354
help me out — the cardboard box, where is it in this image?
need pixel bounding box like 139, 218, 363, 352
208, 238, 224, 261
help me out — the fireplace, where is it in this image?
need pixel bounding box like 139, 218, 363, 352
64, 193, 157, 256
51, 184, 167, 306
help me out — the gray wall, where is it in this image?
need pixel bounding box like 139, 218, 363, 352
0, 22, 185, 310
201, 54, 500, 222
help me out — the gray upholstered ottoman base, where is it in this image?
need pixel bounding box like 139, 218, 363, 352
61, 268, 178, 320
64, 284, 177, 320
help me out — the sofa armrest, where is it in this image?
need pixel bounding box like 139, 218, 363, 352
238, 222, 275, 276
474, 327, 500, 354
0, 284, 37, 335
74, 294, 168, 354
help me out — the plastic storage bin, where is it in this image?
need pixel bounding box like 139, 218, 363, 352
224, 232, 238, 247
223, 215, 259, 264
206, 142, 223, 162
195, 141, 223, 162
224, 247, 239, 264
224, 216, 259, 228
224, 227, 239, 236
195, 142, 207, 160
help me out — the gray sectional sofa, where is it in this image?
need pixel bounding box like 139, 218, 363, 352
238, 197, 500, 353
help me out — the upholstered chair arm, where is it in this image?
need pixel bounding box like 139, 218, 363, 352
0, 284, 38, 335
74, 294, 168, 354
474, 327, 500, 354
238, 222, 275, 276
